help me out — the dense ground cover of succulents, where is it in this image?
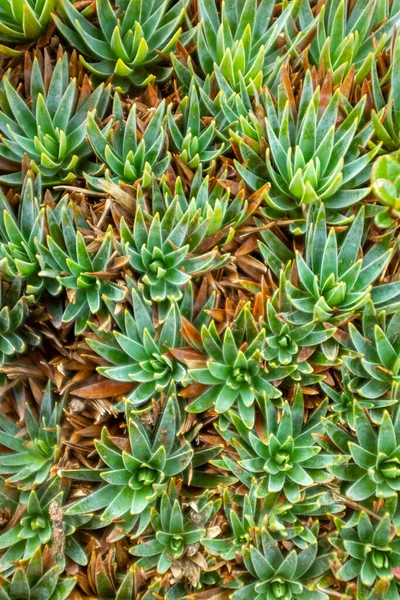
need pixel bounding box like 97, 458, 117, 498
2, 0, 400, 598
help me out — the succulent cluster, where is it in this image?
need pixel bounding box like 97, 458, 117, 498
1, 0, 400, 598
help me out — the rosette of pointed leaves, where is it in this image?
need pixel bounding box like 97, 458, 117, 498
201, 482, 332, 559
85, 98, 169, 188
117, 198, 228, 310
158, 167, 258, 243
94, 409, 233, 541
207, 81, 257, 136
202, 483, 260, 560
325, 406, 400, 501
264, 301, 310, 366
330, 512, 400, 595
131, 485, 219, 574
0, 546, 76, 600
172, 0, 308, 94
0, 174, 51, 297
260, 204, 395, 325
0, 0, 55, 44
54, 0, 189, 91
321, 369, 396, 428
37, 199, 125, 334
167, 84, 225, 169
371, 154, 400, 229
262, 277, 337, 384
0, 383, 62, 490
83, 560, 163, 600
0, 278, 40, 365
86, 288, 186, 409
64, 397, 192, 521
185, 306, 296, 429
0, 478, 88, 573
214, 389, 334, 503
234, 72, 378, 233
344, 300, 400, 401
298, 0, 396, 84
186, 74, 256, 142
0, 53, 111, 187
261, 487, 345, 546
231, 528, 332, 600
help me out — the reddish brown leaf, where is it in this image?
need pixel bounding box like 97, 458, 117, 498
178, 382, 208, 398
73, 380, 135, 399
181, 316, 203, 347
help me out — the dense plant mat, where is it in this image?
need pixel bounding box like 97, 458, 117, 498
1, 0, 400, 598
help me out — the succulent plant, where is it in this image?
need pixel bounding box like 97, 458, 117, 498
0, 477, 88, 573
298, 0, 397, 84
172, 0, 313, 94
0, 174, 44, 296
159, 166, 258, 241
234, 71, 379, 234
64, 396, 193, 520
0, 0, 55, 44
1, 0, 400, 596
184, 306, 296, 429
201, 482, 336, 560
344, 299, 400, 401
117, 197, 228, 313
83, 557, 163, 600
0, 546, 76, 600
167, 83, 225, 169
0, 278, 40, 365
201, 483, 260, 561
0, 382, 62, 490
371, 153, 400, 228
214, 388, 335, 503
261, 273, 338, 384
85, 97, 170, 189
131, 484, 218, 574
0, 53, 111, 186
321, 369, 397, 429
260, 204, 396, 326
86, 288, 187, 409
325, 405, 400, 501
260, 487, 346, 545
371, 34, 400, 152
231, 527, 332, 600
37, 197, 125, 334
330, 512, 400, 595
54, 0, 190, 91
